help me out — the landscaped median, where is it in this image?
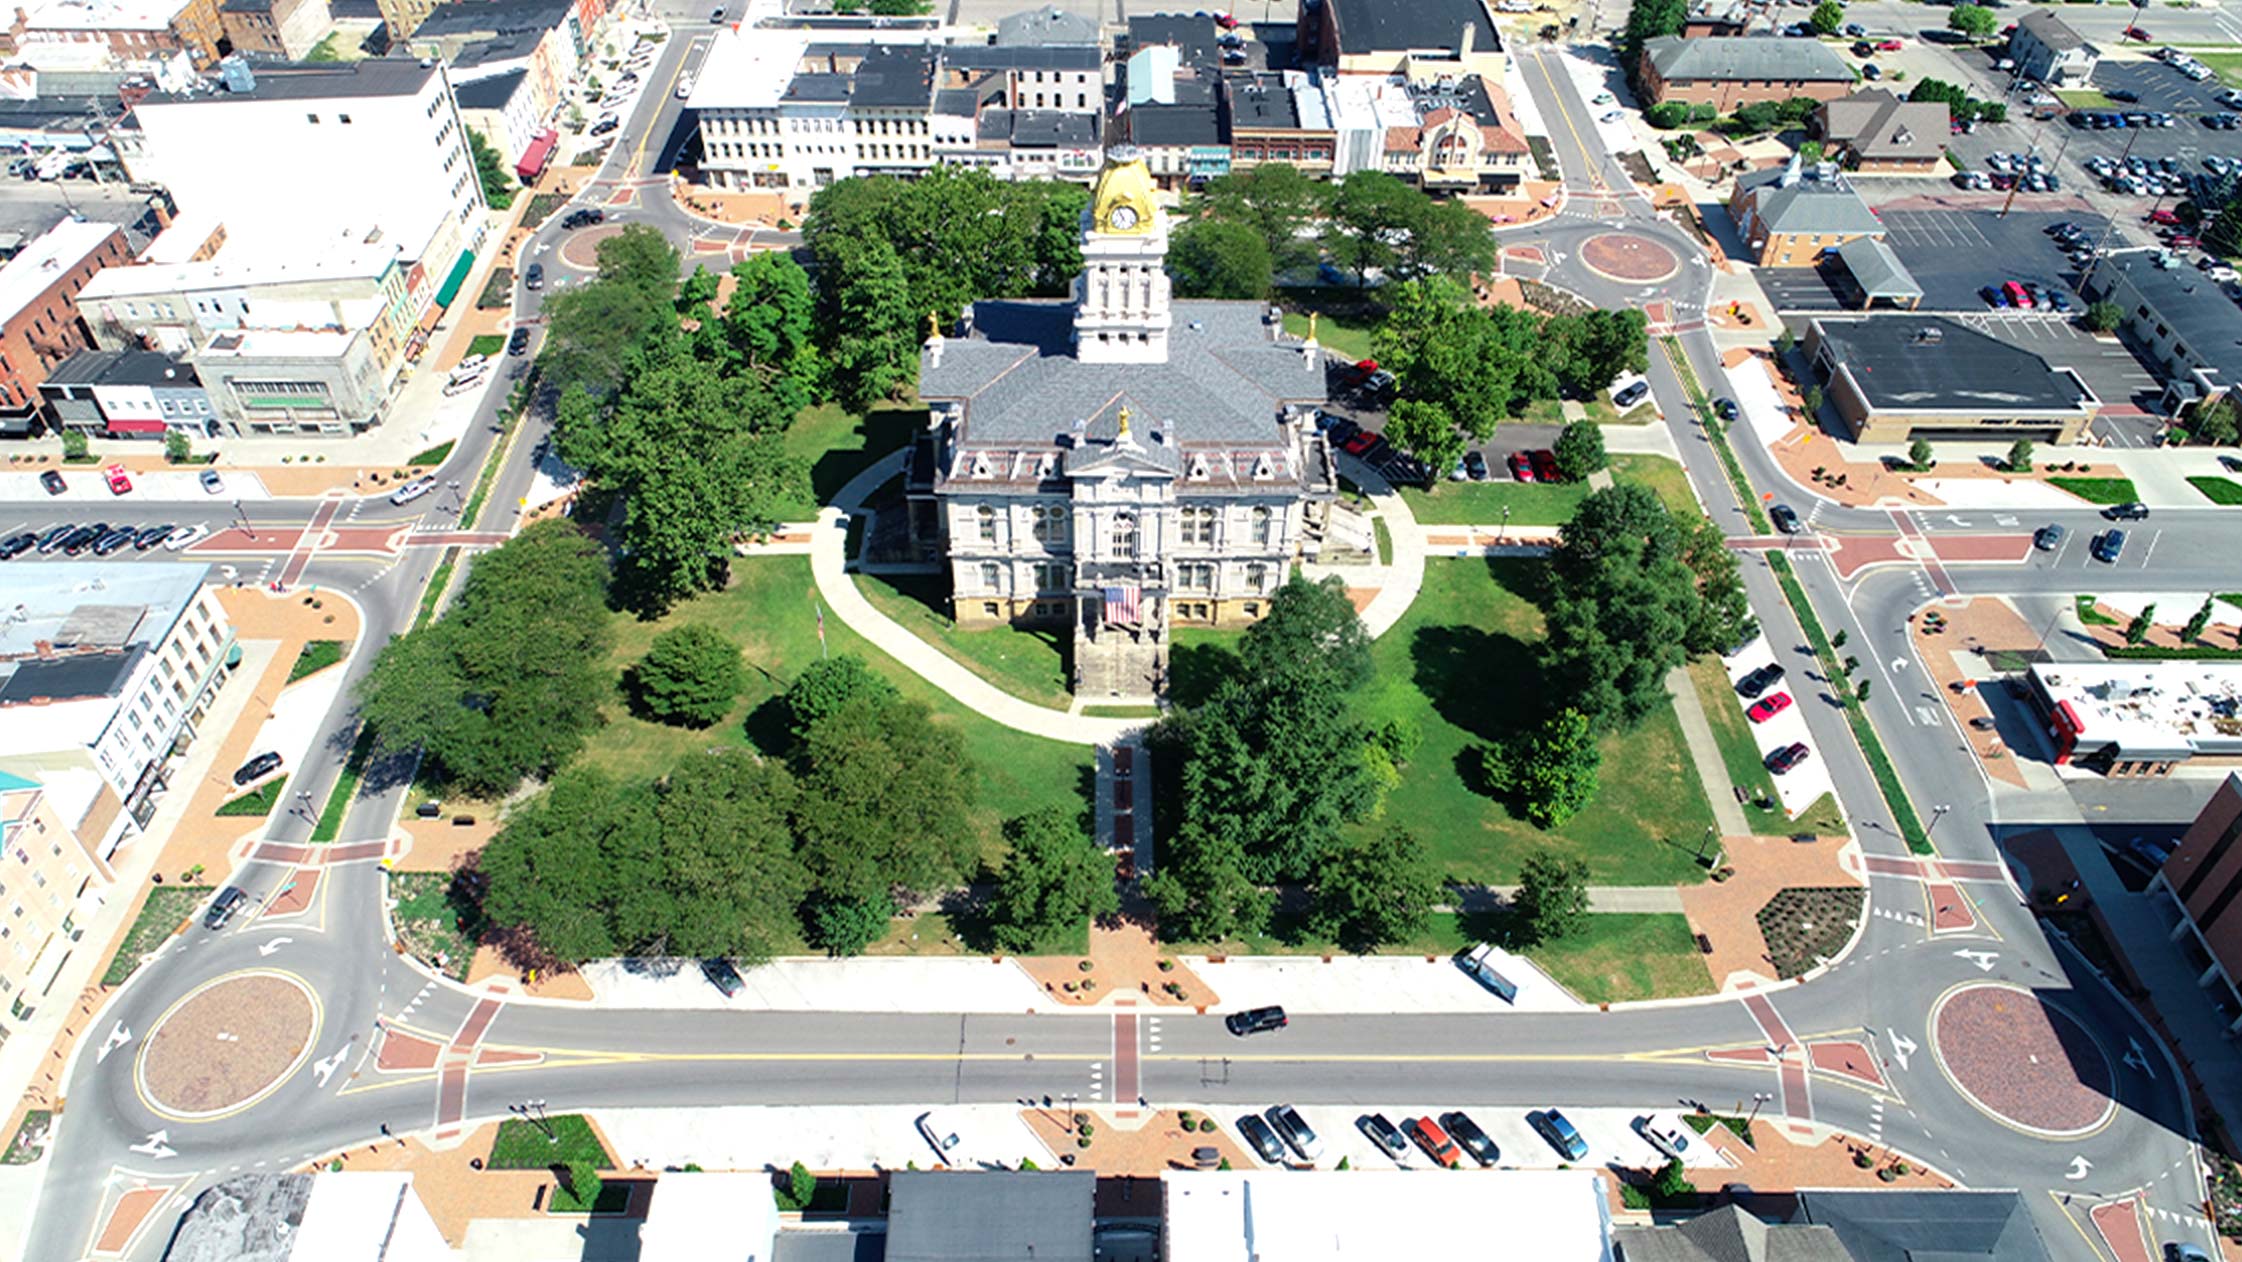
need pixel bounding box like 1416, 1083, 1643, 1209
1658, 337, 1770, 535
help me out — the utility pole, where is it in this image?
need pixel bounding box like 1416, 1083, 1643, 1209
1746, 1091, 1773, 1127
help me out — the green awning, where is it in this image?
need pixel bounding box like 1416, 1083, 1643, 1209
432, 248, 476, 307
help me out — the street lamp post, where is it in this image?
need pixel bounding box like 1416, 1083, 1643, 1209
1928, 803, 1951, 840
1746, 1091, 1773, 1127
1500, 504, 1512, 544
233, 499, 255, 541
511, 1099, 557, 1142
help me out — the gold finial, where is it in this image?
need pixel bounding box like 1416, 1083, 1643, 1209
925, 311, 942, 340
1116, 406, 1132, 440
1306, 312, 1320, 343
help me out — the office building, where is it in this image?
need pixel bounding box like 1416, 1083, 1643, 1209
0, 766, 114, 1043
0, 218, 131, 437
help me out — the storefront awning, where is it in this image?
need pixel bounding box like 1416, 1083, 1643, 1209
431, 248, 476, 308
106, 419, 166, 434
515, 128, 558, 182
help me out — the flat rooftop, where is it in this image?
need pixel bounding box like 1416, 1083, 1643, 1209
81, 239, 400, 300
2100, 249, 2242, 388
0, 218, 115, 322
2032, 661, 2242, 759
1812, 316, 2096, 414
1163, 1170, 1612, 1261
140, 58, 437, 105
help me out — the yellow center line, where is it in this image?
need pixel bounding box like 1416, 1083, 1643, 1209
1527, 50, 1605, 193
631, 36, 704, 180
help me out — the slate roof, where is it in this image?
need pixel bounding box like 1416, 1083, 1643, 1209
1818, 88, 1946, 160
849, 45, 935, 109
453, 65, 529, 108
885, 1171, 1093, 1262
1323, 0, 1499, 57
996, 3, 1099, 47
1613, 1205, 1853, 1262
1735, 164, 1886, 237
1645, 34, 1853, 82
922, 297, 1324, 485
1789, 1190, 2055, 1262
1811, 316, 2095, 413
1836, 236, 1921, 300
2016, 8, 2087, 52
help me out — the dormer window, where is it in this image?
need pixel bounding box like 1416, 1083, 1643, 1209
1189, 454, 1209, 480
1252, 453, 1275, 481
971, 452, 993, 478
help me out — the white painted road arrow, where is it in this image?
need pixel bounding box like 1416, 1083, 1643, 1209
2065, 1155, 2092, 1181
2124, 1037, 2158, 1079
95, 1022, 132, 1065
1954, 949, 1999, 972
312, 1046, 349, 1089
1887, 1029, 1918, 1072
258, 936, 293, 957
129, 1131, 177, 1160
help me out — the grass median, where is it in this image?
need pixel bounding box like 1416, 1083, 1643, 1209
1659, 337, 1770, 535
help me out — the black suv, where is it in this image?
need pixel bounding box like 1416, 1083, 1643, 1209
232, 751, 283, 786
701, 958, 745, 997
1736, 663, 1786, 699
1770, 503, 1802, 534
508, 327, 533, 356
1224, 1005, 1287, 1037
203, 886, 248, 930
1440, 1111, 1499, 1166
2103, 501, 2150, 521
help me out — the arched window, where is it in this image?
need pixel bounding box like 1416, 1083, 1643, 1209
1113, 512, 1138, 558
1251, 506, 1273, 545
977, 504, 997, 543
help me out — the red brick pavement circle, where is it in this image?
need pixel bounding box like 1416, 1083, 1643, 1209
1579, 232, 1681, 283
560, 223, 624, 271
1931, 982, 2114, 1137
137, 970, 319, 1120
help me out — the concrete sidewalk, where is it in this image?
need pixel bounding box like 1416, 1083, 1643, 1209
1191, 949, 1587, 1014
1336, 454, 1426, 640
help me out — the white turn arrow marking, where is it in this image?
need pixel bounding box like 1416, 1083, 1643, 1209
1944, 516, 1973, 528
2066, 1155, 2092, 1181
312, 1046, 349, 1089
129, 1130, 177, 1160
1954, 949, 1999, 972
258, 937, 293, 957
2124, 1037, 2157, 1079
1995, 515, 2018, 527
95, 1022, 132, 1065
1887, 1029, 1917, 1072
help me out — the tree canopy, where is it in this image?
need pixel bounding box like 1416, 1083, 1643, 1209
1194, 162, 1328, 273
1948, 3, 1997, 38
357, 521, 612, 796
790, 691, 977, 909
1321, 170, 1498, 287
987, 808, 1119, 952
1310, 827, 1443, 952
1170, 219, 1275, 300
1512, 849, 1591, 944
631, 625, 746, 727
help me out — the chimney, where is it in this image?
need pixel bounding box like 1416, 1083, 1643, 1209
1460, 21, 1474, 57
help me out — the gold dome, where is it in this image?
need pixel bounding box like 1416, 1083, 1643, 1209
1090, 149, 1158, 236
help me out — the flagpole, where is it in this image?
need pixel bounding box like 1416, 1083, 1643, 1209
816, 599, 827, 660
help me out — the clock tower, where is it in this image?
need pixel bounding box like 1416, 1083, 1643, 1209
1073, 146, 1172, 365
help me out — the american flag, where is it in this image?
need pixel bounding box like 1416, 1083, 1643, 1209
1103, 585, 1141, 625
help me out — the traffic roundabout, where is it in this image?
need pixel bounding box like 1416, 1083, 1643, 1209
1929, 980, 2117, 1139
133, 968, 322, 1123
1576, 231, 1682, 284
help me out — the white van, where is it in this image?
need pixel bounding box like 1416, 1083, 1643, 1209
390, 474, 438, 506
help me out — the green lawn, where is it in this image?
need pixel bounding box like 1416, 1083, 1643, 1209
1401, 454, 1700, 527
2076, 594, 2119, 626
2055, 88, 2125, 109
2186, 49, 2242, 87
288, 640, 347, 683
2188, 475, 2242, 506
309, 730, 373, 843
466, 334, 506, 359
1685, 655, 1846, 838
1280, 311, 1376, 363
1523, 391, 1658, 426
2049, 475, 2140, 505
571, 556, 1090, 858
853, 572, 1072, 709
1523, 913, 1716, 1004
409, 441, 456, 467
216, 776, 287, 817
778, 402, 920, 518
102, 887, 212, 985
489, 1114, 611, 1170
1354, 558, 1716, 886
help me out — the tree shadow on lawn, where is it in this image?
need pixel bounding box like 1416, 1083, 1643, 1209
1409, 622, 1538, 746
807, 406, 918, 506
1167, 640, 1242, 709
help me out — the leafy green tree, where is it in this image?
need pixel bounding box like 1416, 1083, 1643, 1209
1948, 3, 1997, 39
1384, 398, 1467, 487
1309, 827, 1443, 952
1509, 709, 1602, 828
2184, 596, 2215, 644
785, 1161, 817, 1210
164, 428, 191, 463
987, 808, 1119, 952
631, 625, 745, 726
1241, 573, 1373, 694
1321, 169, 1416, 286
1553, 420, 1608, 480
565, 1160, 603, 1208
2082, 301, 2124, 334
1646, 102, 1691, 129
791, 692, 977, 911
2205, 198, 2242, 259
803, 892, 893, 956
477, 770, 654, 963
358, 521, 612, 795
1398, 195, 1500, 283
61, 428, 87, 460
465, 127, 515, 210
725, 251, 826, 412
825, 235, 920, 411
1144, 823, 1268, 943
1551, 308, 1649, 398
1375, 275, 1544, 440
1169, 219, 1274, 299
1512, 849, 1591, 944
540, 277, 675, 398
1177, 674, 1384, 883
2005, 439, 2034, 474
1197, 162, 1328, 272
1907, 437, 1933, 471
2125, 603, 2156, 646
594, 223, 681, 295
2192, 397, 2240, 445
783, 655, 900, 737
1809, 0, 1843, 33
1655, 1157, 1693, 1199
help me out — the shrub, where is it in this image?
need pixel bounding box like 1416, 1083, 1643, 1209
630, 625, 745, 727
163, 429, 191, 463
61, 429, 87, 460
2082, 301, 2123, 333
1646, 101, 1691, 129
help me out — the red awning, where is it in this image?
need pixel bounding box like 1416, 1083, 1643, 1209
107, 419, 166, 434
515, 128, 558, 182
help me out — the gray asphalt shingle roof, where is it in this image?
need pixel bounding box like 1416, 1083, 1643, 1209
1646, 35, 1854, 82
1836, 236, 1921, 300
1790, 1190, 2055, 1262
1613, 1205, 1853, 1262
2017, 8, 2087, 52
1735, 166, 1887, 237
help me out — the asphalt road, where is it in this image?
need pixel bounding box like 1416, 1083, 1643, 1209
12, 25, 2236, 1262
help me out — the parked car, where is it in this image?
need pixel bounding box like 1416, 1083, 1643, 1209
200, 468, 224, 494
589, 116, 620, 137
233, 751, 283, 786
39, 469, 64, 495
1529, 449, 1560, 483
1440, 1111, 1500, 1166
1362, 369, 1396, 398
1530, 1108, 1589, 1161
508, 327, 533, 355
1507, 451, 1537, 482
2102, 501, 2150, 521
101, 462, 131, 494
133, 523, 174, 550
2034, 524, 2067, 551
1457, 943, 1519, 1000
2108, 88, 2140, 103
1404, 1116, 1462, 1168
1736, 663, 1786, 699
203, 886, 248, 930
1765, 742, 1812, 774
1613, 379, 1651, 408
1358, 1114, 1409, 1160
1224, 1005, 1288, 1036
165, 523, 211, 551
390, 474, 438, 506
35, 523, 73, 553
915, 1113, 961, 1166
1770, 503, 1801, 534
91, 527, 134, 555
1635, 1116, 1693, 1161
1237, 1114, 1288, 1164
1748, 692, 1793, 723
2092, 529, 2128, 563
2165, 1242, 2215, 1262
1462, 450, 1490, 481
60, 524, 104, 554
1265, 1105, 1323, 1162
700, 957, 745, 996
0, 531, 33, 560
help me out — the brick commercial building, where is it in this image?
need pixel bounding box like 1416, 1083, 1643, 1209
1295, 0, 1505, 84
1727, 159, 1885, 266
1804, 317, 2096, 444
2154, 773, 2242, 1033
218, 0, 329, 59
1815, 88, 1948, 174
1638, 35, 1856, 110
0, 0, 225, 68
0, 218, 130, 437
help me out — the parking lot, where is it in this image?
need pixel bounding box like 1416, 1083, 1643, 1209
1874, 207, 2103, 310
1948, 310, 2167, 417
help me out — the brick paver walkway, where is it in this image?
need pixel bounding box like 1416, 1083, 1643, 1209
1932, 982, 2114, 1136
2091, 1197, 2156, 1262
1677, 833, 1864, 993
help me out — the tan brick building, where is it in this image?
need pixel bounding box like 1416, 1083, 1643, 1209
1639, 35, 1855, 110
1727, 160, 1886, 267
0, 766, 115, 1041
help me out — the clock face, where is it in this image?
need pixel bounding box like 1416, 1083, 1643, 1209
1108, 204, 1140, 231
